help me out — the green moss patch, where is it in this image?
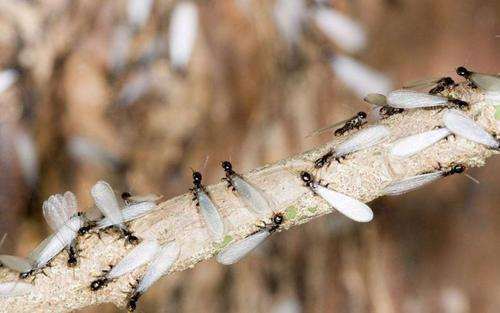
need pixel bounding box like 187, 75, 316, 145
285, 206, 297, 220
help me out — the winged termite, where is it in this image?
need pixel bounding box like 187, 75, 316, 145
307, 112, 367, 138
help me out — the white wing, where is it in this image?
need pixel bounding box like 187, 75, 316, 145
389, 128, 451, 159
91, 181, 125, 229
0, 255, 32, 273
127, 0, 153, 28
313, 7, 366, 53
42, 195, 68, 232
0, 69, 18, 95
383, 171, 444, 196
197, 190, 225, 240
313, 185, 373, 222
137, 241, 180, 293
96, 202, 156, 229
334, 125, 390, 157
331, 55, 392, 98
484, 91, 500, 106
216, 231, 270, 265
387, 90, 448, 108
31, 215, 82, 269
364, 93, 387, 106
107, 240, 160, 279
273, 0, 305, 46
443, 110, 499, 149
469, 72, 500, 92
0, 282, 32, 297
169, 1, 199, 70
231, 175, 272, 216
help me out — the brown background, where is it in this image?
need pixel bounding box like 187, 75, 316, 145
0, 0, 499, 312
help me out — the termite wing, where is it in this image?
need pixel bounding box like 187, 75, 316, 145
386, 89, 469, 110
300, 171, 373, 222
216, 213, 285, 265
307, 112, 367, 137
0, 281, 32, 297
314, 125, 391, 168
456, 66, 500, 92
364, 93, 404, 118
20, 214, 83, 278
127, 241, 180, 311
443, 110, 499, 149
389, 127, 452, 159
169, 1, 199, 72
383, 164, 466, 196
42, 192, 81, 266
402, 76, 456, 94
221, 161, 273, 216
190, 171, 225, 241
91, 181, 156, 244
90, 240, 160, 291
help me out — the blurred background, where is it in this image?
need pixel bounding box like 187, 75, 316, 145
0, 0, 499, 312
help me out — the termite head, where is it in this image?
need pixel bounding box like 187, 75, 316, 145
456, 66, 471, 78
273, 213, 284, 226
221, 161, 234, 175
357, 111, 367, 119
90, 278, 108, 291
121, 192, 132, 201
192, 171, 203, 187
450, 164, 465, 175
300, 171, 313, 187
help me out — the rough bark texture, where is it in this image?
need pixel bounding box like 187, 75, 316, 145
0, 84, 498, 312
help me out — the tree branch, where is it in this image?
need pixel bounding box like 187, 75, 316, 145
0, 83, 498, 312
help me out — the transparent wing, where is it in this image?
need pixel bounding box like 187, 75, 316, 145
91, 181, 125, 228
364, 93, 387, 106
216, 231, 270, 265
42, 194, 70, 231
197, 190, 225, 240
307, 115, 360, 138
0, 234, 6, 249
63, 191, 78, 216
383, 172, 444, 196
123, 194, 162, 204
231, 175, 273, 216
470, 72, 500, 92
169, 1, 199, 70
443, 110, 499, 149
389, 128, 451, 159
0, 255, 32, 273
313, 7, 366, 53
387, 90, 447, 108
137, 241, 180, 293
403, 77, 444, 90
107, 240, 160, 279
30, 216, 81, 268
314, 185, 373, 222
334, 125, 390, 157
96, 202, 156, 229
0, 281, 32, 297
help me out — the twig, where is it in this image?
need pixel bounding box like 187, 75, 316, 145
0, 83, 498, 313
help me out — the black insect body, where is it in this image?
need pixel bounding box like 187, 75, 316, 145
334, 112, 367, 136
90, 278, 109, 291
127, 291, 142, 312
429, 77, 456, 94
442, 164, 465, 176
379, 106, 405, 117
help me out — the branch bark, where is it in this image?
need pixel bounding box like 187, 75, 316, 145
0, 83, 498, 312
